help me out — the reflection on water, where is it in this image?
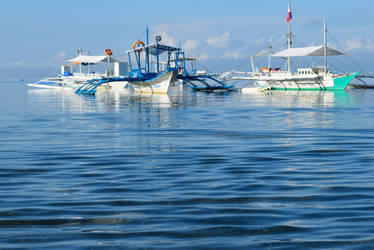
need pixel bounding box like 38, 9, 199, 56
239, 89, 352, 108
26, 87, 362, 154
27, 87, 359, 133
237, 90, 358, 131
28, 88, 194, 113
28, 87, 355, 113
27, 87, 200, 132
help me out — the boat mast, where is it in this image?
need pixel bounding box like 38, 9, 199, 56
146, 27, 150, 74
250, 56, 255, 73
324, 19, 328, 74
156, 37, 159, 74
268, 37, 272, 69
78, 48, 82, 73
286, 3, 292, 73
287, 19, 291, 73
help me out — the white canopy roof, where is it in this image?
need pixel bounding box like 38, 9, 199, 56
126, 43, 180, 55
68, 55, 120, 64
271, 46, 344, 57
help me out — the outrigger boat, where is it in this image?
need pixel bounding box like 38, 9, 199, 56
222, 6, 359, 91
124, 35, 180, 94
250, 22, 359, 91
76, 32, 186, 95
123, 30, 233, 94
28, 49, 129, 90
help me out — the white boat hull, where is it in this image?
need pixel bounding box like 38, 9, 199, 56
256, 78, 332, 90
254, 72, 359, 90
131, 70, 177, 94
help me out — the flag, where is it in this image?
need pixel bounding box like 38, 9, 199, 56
287, 4, 292, 22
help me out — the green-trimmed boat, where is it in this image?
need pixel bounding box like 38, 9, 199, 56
238, 6, 360, 91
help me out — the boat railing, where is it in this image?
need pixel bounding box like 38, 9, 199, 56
71, 72, 104, 79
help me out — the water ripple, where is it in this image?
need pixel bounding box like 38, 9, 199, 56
1, 84, 374, 248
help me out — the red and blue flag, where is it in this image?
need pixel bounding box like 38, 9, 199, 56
287, 4, 292, 22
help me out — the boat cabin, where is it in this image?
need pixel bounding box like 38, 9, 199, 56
298, 68, 315, 75
126, 38, 182, 80
62, 54, 128, 79
298, 67, 330, 76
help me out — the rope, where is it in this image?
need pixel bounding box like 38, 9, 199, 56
327, 31, 369, 74
229, 57, 251, 72
195, 60, 216, 74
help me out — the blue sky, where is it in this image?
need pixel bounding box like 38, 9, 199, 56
1, 0, 374, 79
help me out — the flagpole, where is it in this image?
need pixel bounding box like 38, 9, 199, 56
287, 4, 292, 73
324, 18, 328, 75
288, 21, 291, 73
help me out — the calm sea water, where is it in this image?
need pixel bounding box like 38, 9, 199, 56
1, 81, 374, 249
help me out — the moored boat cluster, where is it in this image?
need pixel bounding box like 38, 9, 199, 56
29, 6, 362, 95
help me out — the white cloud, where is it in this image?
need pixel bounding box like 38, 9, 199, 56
57, 51, 67, 59
147, 19, 374, 63
150, 29, 177, 46
199, 53, 210, 60
255, 38, 266, 44
3, 51, 68, 69
150, 17, 281, 60
9, 61, 25, 67
221, 50, 247, 59
341, 37, 374, 51
160, 31, 176, 46
36, 51, 68, 67
206, 31, 232, 48
183, 39, 198, 51
345, 38, 363, 51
